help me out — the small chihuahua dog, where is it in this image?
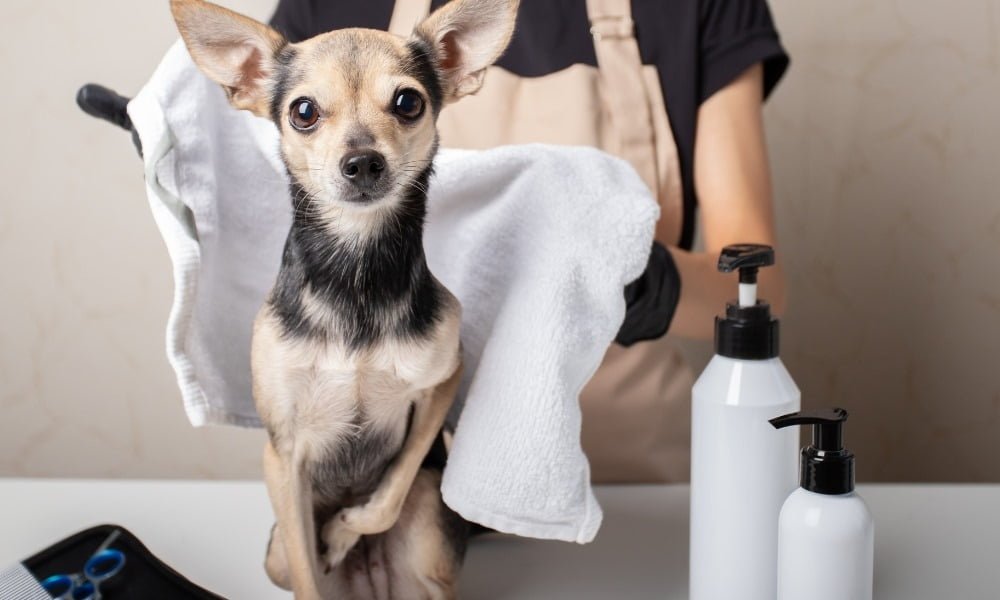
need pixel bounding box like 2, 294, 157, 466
170, 0, 518, 597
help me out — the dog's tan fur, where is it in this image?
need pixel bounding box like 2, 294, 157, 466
276, 31, 441, 218
251, 301, 463, 593
170, 0, 517, 598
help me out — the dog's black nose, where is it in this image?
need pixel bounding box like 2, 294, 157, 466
340, 150, 386, 190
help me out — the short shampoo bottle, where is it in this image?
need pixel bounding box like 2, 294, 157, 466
770, 408, 875, 600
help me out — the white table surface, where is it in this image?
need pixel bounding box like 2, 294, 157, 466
1, 479, 998, 599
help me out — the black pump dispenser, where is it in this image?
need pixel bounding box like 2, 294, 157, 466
714, 244, 779, 360
770, 408, 855, 495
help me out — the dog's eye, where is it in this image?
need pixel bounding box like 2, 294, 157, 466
393, 89, 424, 121
289, 98, 319, 130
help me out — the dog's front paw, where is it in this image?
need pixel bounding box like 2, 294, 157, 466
321, 517, 361, 571
338, 500, 401, 535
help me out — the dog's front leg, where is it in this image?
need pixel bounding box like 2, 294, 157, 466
263, 441, 325, 600
338, 363, 462, 536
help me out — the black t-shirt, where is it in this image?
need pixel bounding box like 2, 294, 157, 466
269, 0, 789, 250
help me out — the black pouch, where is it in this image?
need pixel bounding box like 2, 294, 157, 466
21, 524, 224, 599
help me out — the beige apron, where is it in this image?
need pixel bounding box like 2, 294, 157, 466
390, 0, 693, 483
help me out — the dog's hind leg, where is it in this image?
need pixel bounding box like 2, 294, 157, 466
264, 523, 292, 590
263, 441, 325, 600
327, 470, 466, 599
383, 469, 469, 600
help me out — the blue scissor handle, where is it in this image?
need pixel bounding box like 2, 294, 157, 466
40, 574, 74, 598
84, 549, 125, 582
40, 548, 125, 599
71, 580, 96, 600
41, 574, 98, 600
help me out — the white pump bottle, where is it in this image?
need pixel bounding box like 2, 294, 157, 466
689, 244, 800, 600
770, 408, 874, 600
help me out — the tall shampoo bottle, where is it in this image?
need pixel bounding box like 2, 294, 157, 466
770, 409, 874, 600
689, 245, 800, 600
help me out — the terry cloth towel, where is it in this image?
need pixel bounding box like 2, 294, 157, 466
128, 42, 658, 544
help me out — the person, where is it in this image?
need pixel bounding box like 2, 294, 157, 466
268, 0, 790, 483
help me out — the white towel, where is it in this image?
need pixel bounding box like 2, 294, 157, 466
128, 42, 658, 544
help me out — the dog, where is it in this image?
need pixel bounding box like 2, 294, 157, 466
169, 0, 518, 597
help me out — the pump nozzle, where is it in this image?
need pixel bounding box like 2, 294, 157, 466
770, 408, 855, 495
713, 244, 779, 359
770, 408, 847, 452
718, 244, 775, 307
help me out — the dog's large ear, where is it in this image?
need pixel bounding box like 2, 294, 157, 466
170, 0, 286, 117
414, 0, 519, 102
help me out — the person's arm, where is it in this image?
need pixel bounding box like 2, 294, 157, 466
667, 63, 786, 340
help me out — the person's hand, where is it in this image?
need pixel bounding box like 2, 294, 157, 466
615, 242, 680, 346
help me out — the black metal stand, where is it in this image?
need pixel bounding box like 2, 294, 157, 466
76, 83, 142, 155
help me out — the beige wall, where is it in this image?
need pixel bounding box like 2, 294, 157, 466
0, 0, 274, 479
764, 0, 1000, 482
2, 1, 998, 481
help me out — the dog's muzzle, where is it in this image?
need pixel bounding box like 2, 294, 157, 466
340, 150, 386, 192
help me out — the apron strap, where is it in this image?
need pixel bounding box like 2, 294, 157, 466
584, 0, 660, 198
388, 0, 432, 37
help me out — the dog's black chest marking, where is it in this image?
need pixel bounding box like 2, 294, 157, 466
269, 166, 443, 349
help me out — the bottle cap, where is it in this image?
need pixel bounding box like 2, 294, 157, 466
714, 244, 779, 359
770, 408, 855, 495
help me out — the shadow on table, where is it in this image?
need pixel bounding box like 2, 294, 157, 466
460, 505, 688, 599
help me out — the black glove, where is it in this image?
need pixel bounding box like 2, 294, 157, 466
615, 241, 681, 347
